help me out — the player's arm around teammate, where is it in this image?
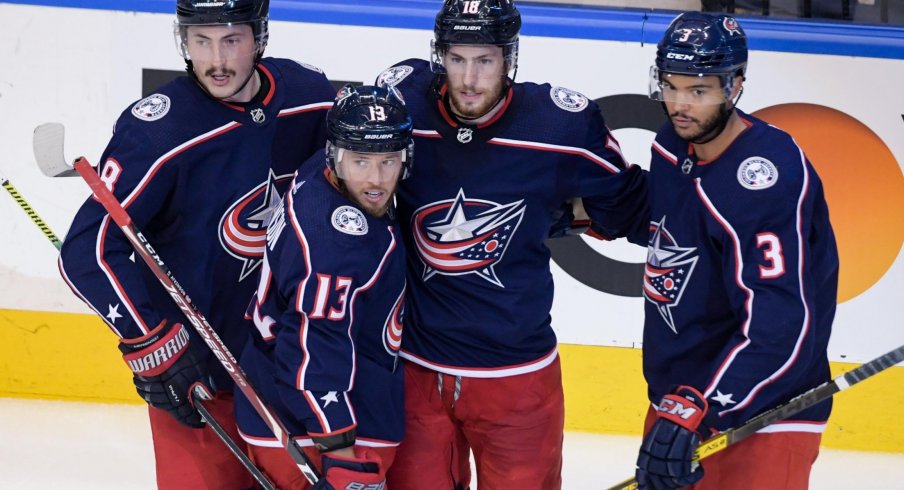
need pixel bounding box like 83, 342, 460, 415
635, 12, 838, 490
233, 85, 414, 489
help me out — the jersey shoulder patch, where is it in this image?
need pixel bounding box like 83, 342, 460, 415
549, 86, 589, 113
377, 65, 415, 88
131, 93, 171, 122
332, 206, 369, 236
737, 156, 779, 190
298, 61, 324, 74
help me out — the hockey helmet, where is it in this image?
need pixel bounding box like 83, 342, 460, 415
650, 12, 747, 103
431, 0, 521, 74
326, 84, 414, 180
174, 0, 270, 60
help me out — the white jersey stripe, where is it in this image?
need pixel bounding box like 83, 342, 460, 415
694, 179, 754, 397
400, 347, 559, 378
757, 421, 826, 434
95, 215, 150, 335
278, 101, 333, 117
344, 227, 397, 391
718, 144, 813, 415
58, 255, 121, 337
288, 188, 315, 391
489, 137, 621, 174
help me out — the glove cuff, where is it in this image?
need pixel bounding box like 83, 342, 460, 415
120, 322, 191, 377
656, 385, 710, 435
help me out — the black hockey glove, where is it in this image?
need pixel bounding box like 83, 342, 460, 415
313, 448, 386, 490
119, 320, 208, 429
636, 386, 715, 490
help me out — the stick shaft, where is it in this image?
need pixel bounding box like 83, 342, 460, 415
1, 176, 63, 250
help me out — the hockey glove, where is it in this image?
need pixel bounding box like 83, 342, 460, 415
119, 320, 207, 429
636, 385, 715, 490
313, 448, 386, 490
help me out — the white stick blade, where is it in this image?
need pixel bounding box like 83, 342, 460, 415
33, 123, 77, 177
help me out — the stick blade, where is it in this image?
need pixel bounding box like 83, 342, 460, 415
33, 123, 77, 177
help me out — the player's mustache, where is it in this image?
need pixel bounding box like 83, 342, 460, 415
670, 111, 698, 123
204, 68, 236, 77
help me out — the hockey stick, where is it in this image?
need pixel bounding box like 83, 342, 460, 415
192, 387, 276, 490
1, 172, 64, 249
2, 158, 274, 486
32, 123, 321, 485
607, 343, 904, 490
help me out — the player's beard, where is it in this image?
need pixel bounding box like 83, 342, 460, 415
670, 102, 733, 144
448, 78, 505, 120
340, 182, 394, 218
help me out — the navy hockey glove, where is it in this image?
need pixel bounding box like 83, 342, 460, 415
313, 448, 386, 490
636, 386, 715, 490
119, 320, 208, 429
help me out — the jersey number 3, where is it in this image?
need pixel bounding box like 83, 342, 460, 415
756, 232, 785, 279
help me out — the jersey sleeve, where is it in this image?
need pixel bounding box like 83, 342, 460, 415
558, 101, 650, 245
264, 187, 370, 443
697, 148, 824, 427
58, 116, 180, 339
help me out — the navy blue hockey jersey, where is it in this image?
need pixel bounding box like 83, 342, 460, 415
235, 159, 406, 448
377, 60, 648, 377
59, 58, 335, 390
644, 111, 838, 432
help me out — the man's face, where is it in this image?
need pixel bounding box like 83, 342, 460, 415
443, 44, 507, 119
660, 73, 734, 142
336, 150, 404, 218
185, 24, 259, 102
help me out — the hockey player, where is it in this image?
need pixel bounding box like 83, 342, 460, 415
375, 1, 648, 488
57, 0, 335, 487
233, 84, 412, 489
634, 12, 838, 490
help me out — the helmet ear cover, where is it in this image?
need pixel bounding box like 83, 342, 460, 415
326, 85, 415, 181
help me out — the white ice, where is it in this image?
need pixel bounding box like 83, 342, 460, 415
0, 398, 901, 489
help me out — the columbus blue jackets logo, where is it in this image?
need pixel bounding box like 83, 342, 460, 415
644, 217, 698, 334
723, 17, 742, 36
412, 189, 525, 287
219, 170, 293, 281
383, 290, 405, 356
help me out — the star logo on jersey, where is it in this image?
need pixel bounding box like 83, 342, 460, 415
106, 304, 123, 324
644, 216, 698, 333
711, 390, 737, 407
219, 170, 293, 281
412, 189, 525, 287
320, 391, 339, 408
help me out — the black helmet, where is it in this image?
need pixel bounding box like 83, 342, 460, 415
431, 0, 521, 74
326, 85, 414, 180
655, 12, 747, 79
174, 0, 270, 59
